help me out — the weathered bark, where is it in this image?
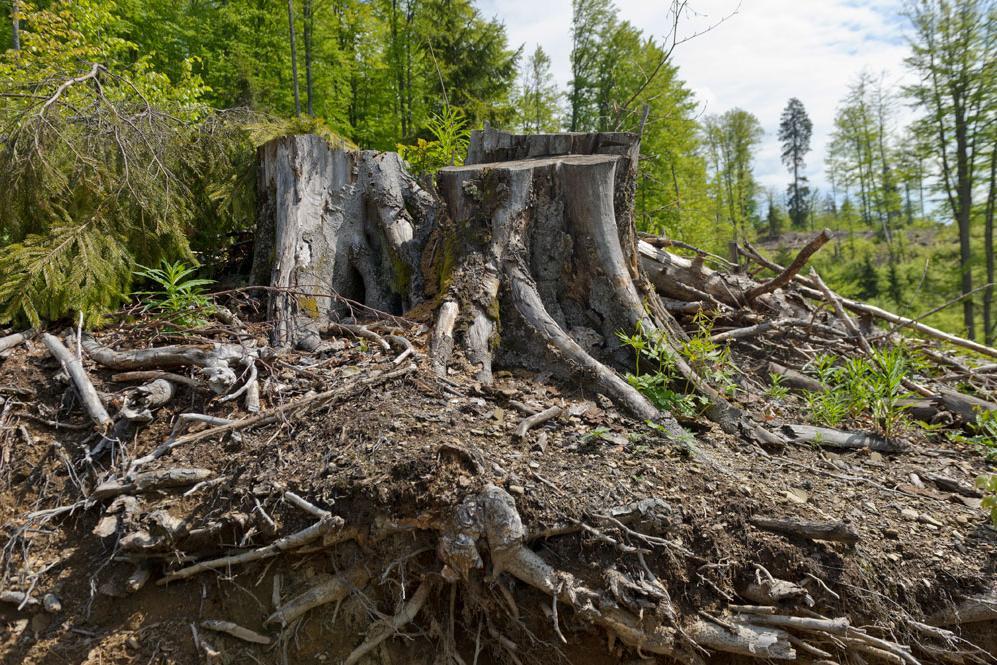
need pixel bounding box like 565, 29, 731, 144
252, 135, 436, 349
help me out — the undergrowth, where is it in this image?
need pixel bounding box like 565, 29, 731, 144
133, 260, 214, 328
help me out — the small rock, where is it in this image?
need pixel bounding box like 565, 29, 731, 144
884, 528, 900, 539
785, 488, 809, 505
918, 513, 943, 527
126, 636, 141, 650
508, 484, 525, 496
900, 507, 919, 521
955, 514, 970, 525
909, 473, 924, 488
42, 593, 61, 614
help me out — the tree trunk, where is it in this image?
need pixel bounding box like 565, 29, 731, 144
287, 0, 301, 116
253, 129, 781, 443
252, 135, 436, 349
303, 0, 314, 116
11, 0, 19, 51
984, 146, 995, 345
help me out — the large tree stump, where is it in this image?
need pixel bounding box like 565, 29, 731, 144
252, 130, 775, 440
252, 134, 437, 349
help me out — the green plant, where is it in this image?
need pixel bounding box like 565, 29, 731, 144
681, 313, 738, 396
977, 474, 997, 526
397, 105, 470, 175
802, 350, 913, 437
133, 260, 214, 327
803, 389, 848, 428
617, 321, 706, 417
950, 408, 997, 462
765, 373, 790, 400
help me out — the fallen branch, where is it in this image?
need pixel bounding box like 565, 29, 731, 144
782, 424, 907, 453
745, 229, 830, 301
266, 566, 369, 627
343, 577, 435, 665
159, 515, 345, 584
749, 516, 860, 544
0, 330, 32, 353
111, 370, 209, 392
514, 405, 562, 439
93, 468, 214, 500
200, 619, 271, 645
41, 333, 112, 430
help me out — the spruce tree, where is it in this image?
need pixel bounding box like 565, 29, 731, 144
778, 97, 813, 229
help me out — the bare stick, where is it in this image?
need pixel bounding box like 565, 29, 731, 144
321, 322, 390, 351
0, 330, 32, 353
283, 491, 331, 519
200, 620, 271, 645
111, 370, 209, 391
343, 578, 435, 665
41, 333, 112, 430
159, 515, 345, 585
514, 405, 562, 439
781, 424, 907, 453
745, 229, 831, 301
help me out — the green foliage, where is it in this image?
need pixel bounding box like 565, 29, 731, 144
801, 350, 915, 437
976, 474, 997, 526
133, 260, 214, 327
617, 322, 707, 417
765, 373, 790, 400
949, 408, 997, 462
703, 109, 765, 245
397, 105, 470, 175
513, 45, 561, 133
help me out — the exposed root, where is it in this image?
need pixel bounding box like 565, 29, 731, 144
343, 577, 435, 665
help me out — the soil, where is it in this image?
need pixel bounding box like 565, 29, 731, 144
0, 308, 994, 665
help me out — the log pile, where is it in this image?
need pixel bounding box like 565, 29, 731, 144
0, 129, 995, 664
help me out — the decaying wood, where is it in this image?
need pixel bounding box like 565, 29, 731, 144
93, 468, 214, 500
514, 405, 562, 439
159, 515, 345, 584
927, 593, 997, 626
921, 472, 982, 498
745, 229, 831, 301
749, 516, 860, 544
0, 330, 32, 353
200, 619, 271, 645
782, 424, 907, 453
266, 566, 370, 627
342, 578, 435, 665
935, 387, 997, 424
41, 333, 112, 430
687, 619, 795, 660
767, 361, 826, 393
111, 370, 209, 391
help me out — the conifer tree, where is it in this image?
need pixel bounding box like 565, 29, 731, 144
778, 97, 813, 229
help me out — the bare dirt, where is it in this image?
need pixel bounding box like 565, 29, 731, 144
1, 304, 994, 665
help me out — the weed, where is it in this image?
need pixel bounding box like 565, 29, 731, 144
803, 389, 848, 427
977, 474, 997, 526
133, 260, 214, 327
765, 373, 790, 400
949, 408, 997, 462
617, 321, 707, 417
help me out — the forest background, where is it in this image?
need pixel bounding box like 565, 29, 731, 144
0, 0, 993, 342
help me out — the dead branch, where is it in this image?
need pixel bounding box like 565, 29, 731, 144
514, 405, 562, 440
745, 229, 831, 301
200, 620, 271, 645
749, 516, 860, 544
159, 515, 346, 585
266, 566, 370, 627
782, 424, 907, 453
41, 333, 112, 430
343, 577, 435, 665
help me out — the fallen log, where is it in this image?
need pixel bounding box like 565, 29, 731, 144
766, 361, 826, 393
749, 516, 860, 544
0, 329, 32, 354
934, 387, 997, 425
926, 594, 997, 626
781, 424, 907, 453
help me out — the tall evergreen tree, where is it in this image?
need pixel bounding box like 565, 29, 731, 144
778, 97, 813, 229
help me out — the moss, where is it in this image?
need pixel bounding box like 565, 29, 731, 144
298, 296, 320, 318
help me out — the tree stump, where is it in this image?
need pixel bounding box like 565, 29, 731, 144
253, 130, 773, 438
252, 134, 437, 349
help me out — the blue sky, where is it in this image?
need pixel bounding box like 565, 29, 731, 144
478, 0, 915, 197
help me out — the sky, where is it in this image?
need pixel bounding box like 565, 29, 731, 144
478, 0, 915, 196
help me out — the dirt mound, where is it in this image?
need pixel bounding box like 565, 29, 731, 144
0, 303, 994, 665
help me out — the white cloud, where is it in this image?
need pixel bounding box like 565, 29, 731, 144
479, 0, 915, 196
